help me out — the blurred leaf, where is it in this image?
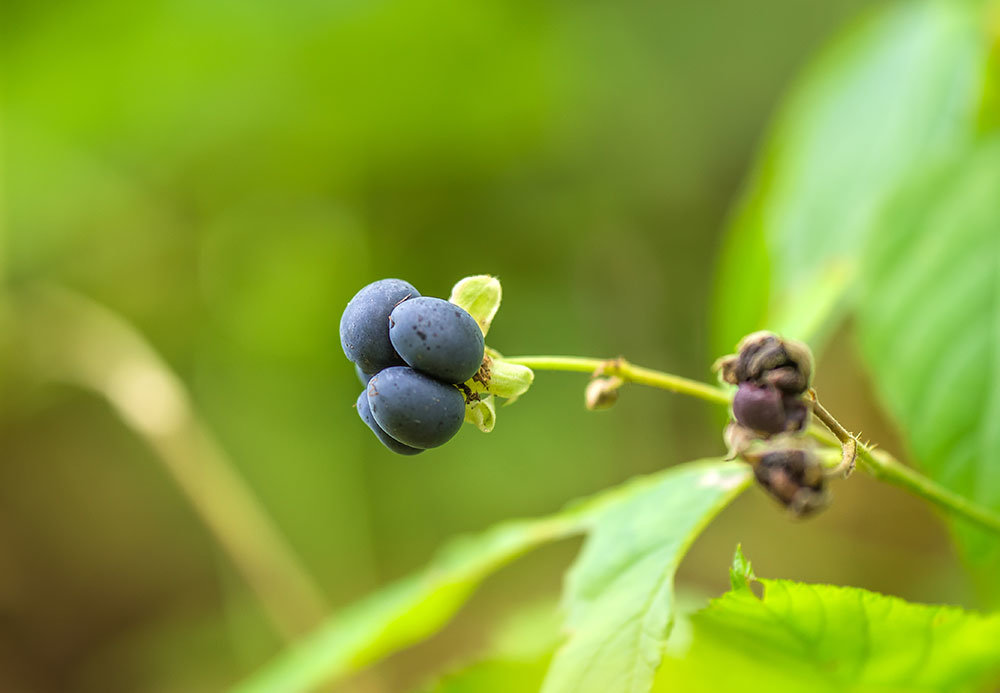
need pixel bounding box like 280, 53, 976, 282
655, 573, 1000, 692
417, 600, 561, 693
712, 0, 987, 356
856, 138, 1000, 600
419, 654, 553, 693
541, 462, 752, 693
450, 275, 503, 337
234, 460, 750, 693
231, 514, 579, 693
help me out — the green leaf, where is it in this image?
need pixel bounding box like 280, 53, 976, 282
233, 460, 750, 693
712, 0, 987, 357
856, 138, 1000, 599
541, 462, 752, 693
417, 600, 561, 693
419, 654, 553, 693
231, 515, 581, 693
655, 574, 1000, 692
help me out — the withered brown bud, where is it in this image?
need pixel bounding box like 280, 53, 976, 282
753, 447, 828, 517
585, 377, 623, 411
715, 331, 814, 395
713, 353, 740, 386
723, 421, 756, 460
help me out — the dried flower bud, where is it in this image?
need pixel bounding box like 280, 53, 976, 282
715, 331, 814, 394
723, 421, 757, 460
713, 353, 740, 386
753, 447, 828, 517
585, 376, 623, 411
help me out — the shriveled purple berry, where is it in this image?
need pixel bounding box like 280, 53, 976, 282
732, 383, 787, 435
782, 395, 810, 432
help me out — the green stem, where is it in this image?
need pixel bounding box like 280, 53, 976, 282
505, 356, 731, 405
505, 355, 1000, 536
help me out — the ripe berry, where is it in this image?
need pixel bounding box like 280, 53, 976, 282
355, 390, 423, 456
340, 279, 420, 374
367, 366, 466, 449
355, 364, 377, 387
389, 297, 485, 384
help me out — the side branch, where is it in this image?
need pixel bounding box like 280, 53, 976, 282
507, 354, 1000, 536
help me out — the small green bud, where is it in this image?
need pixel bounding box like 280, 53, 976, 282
449, 275, 502, 337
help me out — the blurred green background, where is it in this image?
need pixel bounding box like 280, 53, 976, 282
1, 0, 976, 690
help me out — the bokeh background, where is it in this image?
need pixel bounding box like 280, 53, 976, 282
1, 0, 972, 691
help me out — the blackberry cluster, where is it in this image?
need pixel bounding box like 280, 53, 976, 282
340, 279, 485, 455
716, 332, 827, 516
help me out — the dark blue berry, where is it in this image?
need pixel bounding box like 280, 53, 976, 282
340, 279, 420, 374
355, 363, 377, 387
367, 366, 465, 449
355, 390, 423, 456
388, 297, 485, 384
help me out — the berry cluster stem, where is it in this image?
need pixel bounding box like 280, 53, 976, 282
505, 355, 1000, 536
505, 355, 731, 406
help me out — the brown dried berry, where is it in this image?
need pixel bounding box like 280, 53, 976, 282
753, 448, 828, 517
715, 331, 814, 395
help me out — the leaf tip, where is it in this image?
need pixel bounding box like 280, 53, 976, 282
730, 544, 757, 592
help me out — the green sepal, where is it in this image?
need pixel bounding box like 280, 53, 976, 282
448, 276, 533, 432
449, 275, 502, 337
464, 395, 497, 433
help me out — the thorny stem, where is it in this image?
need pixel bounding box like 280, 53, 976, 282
806, 390, 857, 478
505, 355, 1000, 536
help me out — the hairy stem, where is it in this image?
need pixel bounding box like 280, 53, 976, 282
506, 355, 1000, 536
